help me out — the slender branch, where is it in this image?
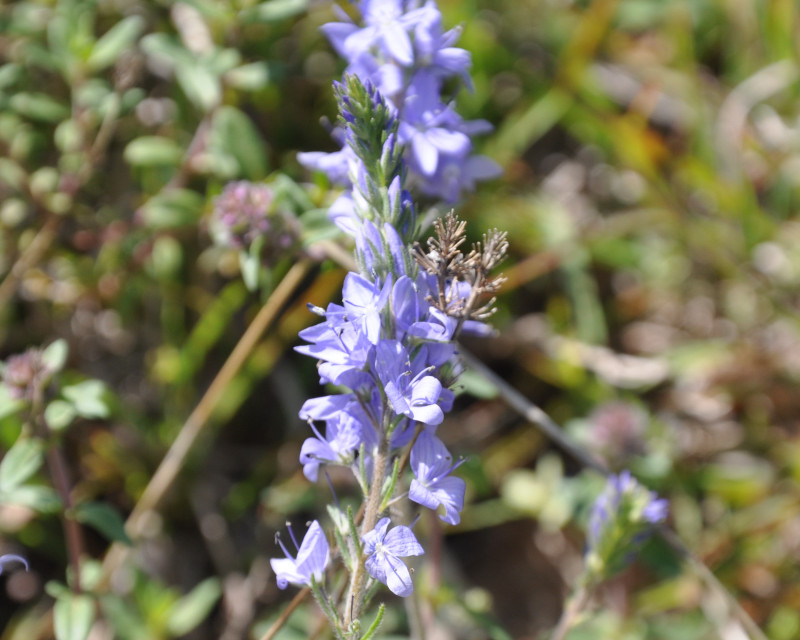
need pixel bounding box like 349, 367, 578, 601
549, 584, 589, 640
259, 587, 311, 640
0, 215, 60, 307
31, 385, 86, 594
100, 259, 313, 584
459, 346, 769, 640
458, 347, 607, 475
46, 445, 84, 594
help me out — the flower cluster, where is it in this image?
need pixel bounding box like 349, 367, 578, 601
300, 0, 500, 204
2, 348, 50, 401
270, 6, 506, 632
296, 269, 468, 530
269, 74, 507, 638
210, 180, 299, 261
584, 471, 668, 583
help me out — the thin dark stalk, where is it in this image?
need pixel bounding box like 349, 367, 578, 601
459, 346, 768, 640
259, 587, 310, 640
31, 387, 86, 594
45, 446, 84, 593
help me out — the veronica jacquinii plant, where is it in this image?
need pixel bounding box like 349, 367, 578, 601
269, 2, 507, 637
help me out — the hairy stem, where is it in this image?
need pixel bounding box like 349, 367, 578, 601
345, 433, 389, 627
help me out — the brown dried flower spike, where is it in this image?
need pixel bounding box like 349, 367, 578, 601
413, 212, 508, 326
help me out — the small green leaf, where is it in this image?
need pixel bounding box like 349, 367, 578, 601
4, 485, 62, 513
0, 158, 27, 190
211, 106, 268, 180
140, 33, 194, 69
87, 15, 145, 71
224, 62, 271, 91
41, 339, 69, 373
74, 502, 132, 546
62, 380, 110, 419
9, 93, 70, 123
100, 595, 150, 640
0, 384, 25, 420
139, 189, 204, 229
45, 400, 77, 431
239, 243, 262, 292
242, 0, 309, 23
124, 136, 184, 167
0, 63, 22, 90
175, 62, 220, 112
54, 593, 95, 640
166, 578, 222, 635
0, 438, 44, 493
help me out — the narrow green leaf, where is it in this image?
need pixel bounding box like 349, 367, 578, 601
9, 93, 70, 123
242, 0, 309, 23
239, 248, 261, 292
166, 578, 222, 635
54, 593, 95, 640
74, 502, 132, 545
124, 136, 184, 167
0, 438, 44, 493
87, 15, 145, 71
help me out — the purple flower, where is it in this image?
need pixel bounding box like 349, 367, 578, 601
0, 554, 28, 575
341, 0, 430, 67
295, 309, 374, 388
3, 349, 50, 401
375, 340, 444, 425
270, 521, 330, 589
408, 432, 466, 524
585, 471, 668, 580
299, 414, 366, 481
342, 273, 392, 344
362, 517, 424, 596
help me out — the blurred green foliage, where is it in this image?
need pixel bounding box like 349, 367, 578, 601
0, 0, 799, 638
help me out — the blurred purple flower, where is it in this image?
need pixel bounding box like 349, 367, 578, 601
211, 181, 299, 259
586, 471, 668, 580
2, 349, 49, 401
0, 554, 28, 575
